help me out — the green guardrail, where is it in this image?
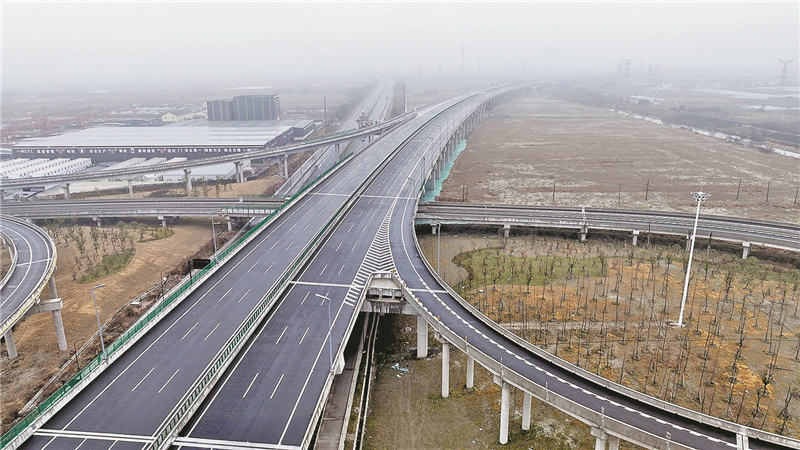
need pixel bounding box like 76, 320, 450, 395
149, 122, 420, 450
0, 153, 354, 450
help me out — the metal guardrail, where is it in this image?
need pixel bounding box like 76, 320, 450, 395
0, 152, 358, 449
0, 216, 57, 338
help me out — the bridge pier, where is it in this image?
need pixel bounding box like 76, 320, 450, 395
441, 341, 450, 398
591, 427, 607, 450
92, 216, 102, 227
742, 242, 751, 259
226, 216, 233, 232
737, 426, 750, 450
632, 230, 639, 246
580, 224, 588, 242
49, 277, 67, 351
184, 168, 193, 191
416, 315, 428, 358
158, 216, 167, 228
62, 183, 70, 200
127, 177, 134, 196
503, 224, 510, 238
499, 381, 510, 444
4, 330, 17, 358
522, 391, 532, 431
685, 234, 692, 251
282, 154, 289, 178
465, 354, 474, 389
234, 161, 244, 183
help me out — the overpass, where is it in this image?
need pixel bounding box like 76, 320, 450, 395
4, 83, 800, 450
0, 215, 63, 358
0, 111, 413, 194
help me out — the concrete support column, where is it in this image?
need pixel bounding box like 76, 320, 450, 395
685, 234, 692, 251
127, 177, 134, 196
4, 330, 17, 358
632, 230, 640, 246
92, 216, 102, 227
52, 309, 68, 351
499, 381, 510, 444
580, 224, 588, 242
184, 168, 192, 191
466, 354, 474, 389
607, 435, 620, 450
49, 276, 58, 298
426, 176, 435, 191
737, 426, 750, 450
416, 315, 428, 358
503, 224, 511, 238
335, 143, 340, 158
591, 428, 607, 450
441, 341, 450, 398
282, 154, 289, 178
225, 216, 233, 232
62, 183, 70, 200
234, 161, 243, 183
742, 242, 751, 260
522, 391, 532, 431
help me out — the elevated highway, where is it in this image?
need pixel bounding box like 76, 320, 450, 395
0, 112, 412, 192
5, 82, 799, 450
0, 215, 62, 358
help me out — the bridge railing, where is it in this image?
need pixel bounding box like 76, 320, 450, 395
0, 152, 357, 450
150, 112, 422, 450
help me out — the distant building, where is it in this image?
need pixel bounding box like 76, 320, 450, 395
161, 107, 204, 123
207, 95, 280, 121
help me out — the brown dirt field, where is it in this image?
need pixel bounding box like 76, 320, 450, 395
1, 218, 212, 429
440, 95, 799, 223
365, 314, 596, 450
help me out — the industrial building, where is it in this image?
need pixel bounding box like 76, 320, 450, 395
207, 95, 280, 121
10, 118, 316, 162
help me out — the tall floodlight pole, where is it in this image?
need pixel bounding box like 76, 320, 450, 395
314, 293, 334, 373
91, 284, 107, 359
677, 192, 710, 327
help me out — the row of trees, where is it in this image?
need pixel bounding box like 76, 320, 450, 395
432, 231, 800, 435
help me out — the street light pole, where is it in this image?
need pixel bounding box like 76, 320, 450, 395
677, 191, 710, 327
314, 293, 334, 373
432, 221, 441, 274
91, 284, 107, 359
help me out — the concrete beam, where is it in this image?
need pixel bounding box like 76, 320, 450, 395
417, 315, 428, 358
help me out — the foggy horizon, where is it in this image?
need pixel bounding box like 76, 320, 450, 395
2, 2, 799, 93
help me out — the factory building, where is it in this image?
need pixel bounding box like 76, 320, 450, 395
207, 95, 280, 121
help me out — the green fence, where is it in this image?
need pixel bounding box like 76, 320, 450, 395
0, 153, 353, 450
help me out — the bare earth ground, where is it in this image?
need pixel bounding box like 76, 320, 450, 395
364, 95, 800, 449
440, 95, 799, 223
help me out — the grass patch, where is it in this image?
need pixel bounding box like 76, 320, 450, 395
77, 248, 135, 284
138, 227, 174, 242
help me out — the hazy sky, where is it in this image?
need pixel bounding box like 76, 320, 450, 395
2, 2, 798, 91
